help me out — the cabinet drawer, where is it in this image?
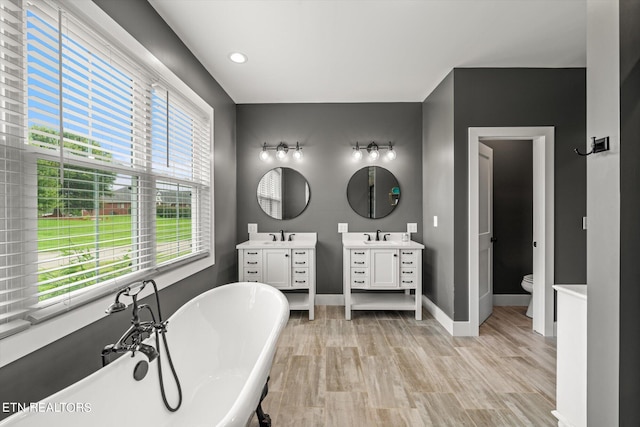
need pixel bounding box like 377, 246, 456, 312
292, 267, 309, 279
292, 250, 309, 267
399, 277, 417, 288
243, 250, 262, 267
243, 267, 263, 282
400, 267, 416, 277
350, 250, 369, 267
350, 276, 369, 289
292, 277, 310, 287
399, 250, 418, 267
350, 267, 369, 279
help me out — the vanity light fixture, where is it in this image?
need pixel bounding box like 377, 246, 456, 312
259, 142, 303, 161
351, 141, 396, 161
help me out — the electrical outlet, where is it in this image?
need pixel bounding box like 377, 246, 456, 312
407, 223, 417, 233
338, 223, 348, 233
248, 223, 258, 234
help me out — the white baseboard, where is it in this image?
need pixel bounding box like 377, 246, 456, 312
316, 294, 344, 306
421, 295, 454, 334
421, 295, 479, 337
493, 294, 531, 306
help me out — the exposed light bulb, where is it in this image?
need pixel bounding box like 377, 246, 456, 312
353, 142, 362, 160
369, 148, 379, 160
387, 146, 396, 160
293, 142, 303, 160
260, 143, 270, 161
277, 148, 287, 160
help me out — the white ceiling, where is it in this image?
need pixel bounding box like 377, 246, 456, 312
148, 0, 586, 104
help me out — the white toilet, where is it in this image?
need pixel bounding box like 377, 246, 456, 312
521, 274, 534, 318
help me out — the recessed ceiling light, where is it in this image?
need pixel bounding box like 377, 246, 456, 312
229, 52, 247, 64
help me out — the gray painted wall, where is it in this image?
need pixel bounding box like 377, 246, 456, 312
453, 68, 587, 321
236, 103, 423, 295
483, 139, 533, 295
422, 68, 587, 321
422, 72, 455, 314
0, 0, 237, 419
619, 0, 639, 423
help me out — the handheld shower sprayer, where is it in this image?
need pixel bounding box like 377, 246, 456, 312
102, 278, 182, 412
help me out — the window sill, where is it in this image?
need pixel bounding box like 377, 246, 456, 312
0, 254, 214, 368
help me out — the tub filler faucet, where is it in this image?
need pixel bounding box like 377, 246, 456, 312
103, 279, 183, 412
102, 282, 162, 366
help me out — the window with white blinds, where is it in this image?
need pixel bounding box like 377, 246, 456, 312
0, 0, 212, 339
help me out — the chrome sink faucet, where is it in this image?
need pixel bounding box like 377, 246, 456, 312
376, 230, 382, 241
280, 230, 285, 241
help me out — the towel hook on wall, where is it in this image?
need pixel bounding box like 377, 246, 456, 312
574, 136, 610, 156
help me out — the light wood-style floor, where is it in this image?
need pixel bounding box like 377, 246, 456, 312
250, 305, 557, 427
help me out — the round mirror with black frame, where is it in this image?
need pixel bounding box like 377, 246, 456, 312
346, 166, 400, 219
257, 167, 310, 220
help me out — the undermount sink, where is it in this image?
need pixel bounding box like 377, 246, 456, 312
363, 240, 398, 245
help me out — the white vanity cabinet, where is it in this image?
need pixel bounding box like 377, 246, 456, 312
237, 233, 316, 320
343, 233, 424, 320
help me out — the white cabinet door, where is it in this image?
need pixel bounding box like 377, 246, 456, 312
370, 249, 398, 288
263, 249, 291, 288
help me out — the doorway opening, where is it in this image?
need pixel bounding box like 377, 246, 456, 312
468, 127, 555, 337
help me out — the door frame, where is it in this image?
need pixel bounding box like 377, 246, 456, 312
468, 127, 555, 336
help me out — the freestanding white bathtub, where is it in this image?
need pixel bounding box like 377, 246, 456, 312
0, 282, 289, 427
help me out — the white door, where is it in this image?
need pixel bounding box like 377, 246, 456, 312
263, 249, 291, 288
370, 249, 399, 288
478, 143, 494, 324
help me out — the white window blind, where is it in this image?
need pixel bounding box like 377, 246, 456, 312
0, 0, 212, 339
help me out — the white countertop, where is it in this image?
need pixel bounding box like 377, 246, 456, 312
236, 240, 317, 249
342, 240, 424, 250
553, 284, 587, 300
341, 231, 424, 249
236, 232, 317, 249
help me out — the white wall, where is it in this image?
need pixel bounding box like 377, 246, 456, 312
586, 0, 620, 425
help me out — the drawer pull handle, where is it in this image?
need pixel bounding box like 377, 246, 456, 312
247, 251, 258, 255
355, 280, 365, 284
247, 271, 258, 274
354, 261, 365, 265
294, 251, 306, 255
402, 261, 413, 265
354, 251, 365, 255
295, 261, 306, 265
402, 280, 413, 284
403, 271, 413, 274
354, 271, 364, 274
247, 261, 258, 265
295, 280, 306, 284
402, 251, 413, 255
295, 270, 306, 274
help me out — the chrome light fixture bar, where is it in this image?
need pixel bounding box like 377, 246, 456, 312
352, 141, 396, 161
259, 141, 303, 161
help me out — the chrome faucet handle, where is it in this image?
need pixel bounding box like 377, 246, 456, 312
269, 233, 277, 241
364, 233, 371, 241
383, 233, 391, 241
288, 233, 295, 241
